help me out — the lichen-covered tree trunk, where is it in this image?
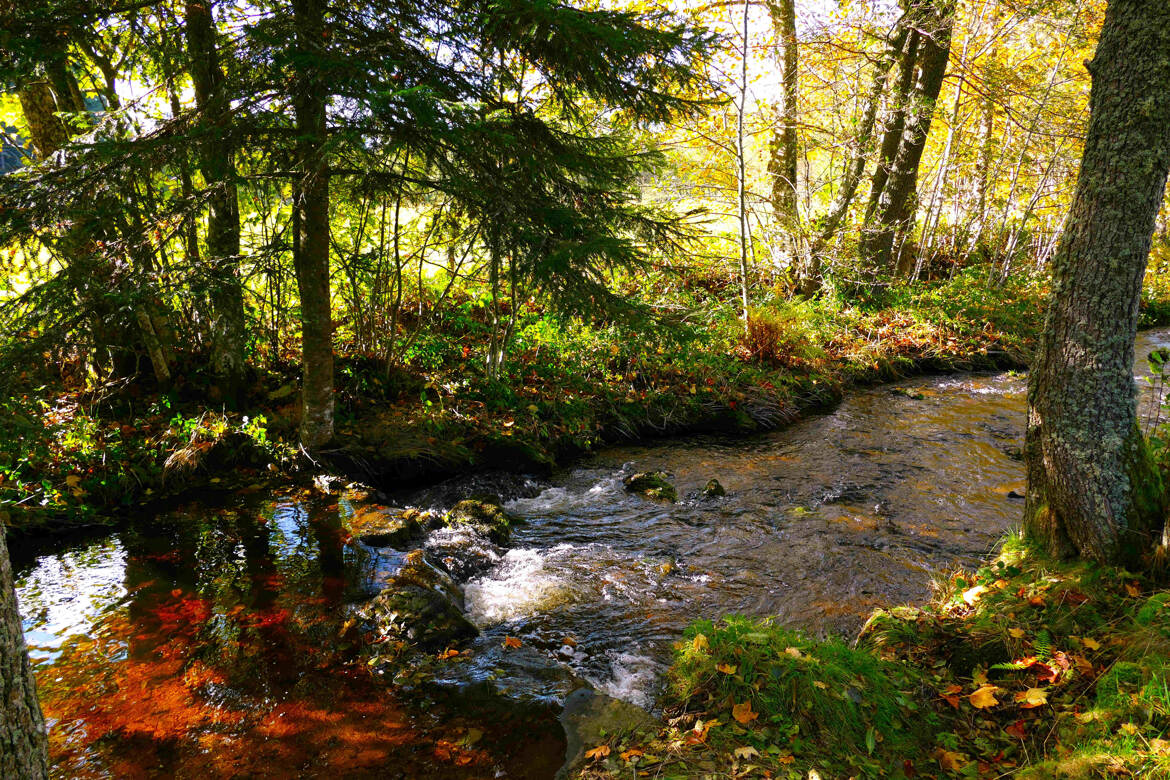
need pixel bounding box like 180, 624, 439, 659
292, 0, 334, 449
1024, 0, 1170, 565
766, 0, 798, 252
863, 0, 953, 275
187, 0, 247, 399
1, 529, 49, 779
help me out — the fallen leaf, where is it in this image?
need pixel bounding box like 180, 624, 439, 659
460, 728, 483, 746
716, 663, 738, 674
973, 668, 989, 686
691, 634, 710, 653
1082, 637, 1101, 651
732, 701, 759, 725
1005, 720, 1028, 739
1008, 628, 1026, 639
813, 680, 828, 690
620, 748, 644, 762
503, 636, 522, 649
1126, 583, 1142, 597
733, 746, 759, 760
1121, 723, 1139, 735
969, 685, 1000, 709
585, 745, 611, 761
65, 475, 81, 487
777, 754, 795, 764
935, 749, 968, 771
437, 648, 461, 660
1015, 687, 1048, 708
962, 585, 987, 605
784, 646, 802, 658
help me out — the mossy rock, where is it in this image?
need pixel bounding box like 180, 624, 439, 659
347, 507, 423, 549
622, 471, 677, 502
702, 478, 726, 498
445, 498, 517, 545
357, 584, 478, 651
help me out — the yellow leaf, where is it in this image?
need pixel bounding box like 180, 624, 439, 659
716, 663, 738, 674
813, 680, 828, 689
691, 634, 710, 653
1008, 628, 1026, 639
585, 744, 611, 761
1121, 722, 1139, 735
733, 746, 759, 760
1015, 687, 1048, 708
968, 685, 1000, 709
732, 701, 759, 725
776, 754, 795, 764
65, 475, 81, 487
1126, 583, 1141, 598
1082, 637, 1102, 651
962, 585, 987, 605
503, 636, 522, 649
784, 646, 802, 658
935, 749, 968, 771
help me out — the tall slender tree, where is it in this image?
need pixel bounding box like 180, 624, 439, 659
767, 0, 799, 257
1024, 0, 1170, 564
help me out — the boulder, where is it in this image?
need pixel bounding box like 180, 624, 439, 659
622, 471, 677, 502
348, 507, 422, 549
445, 497, 517, 545
357, 583, 477, 651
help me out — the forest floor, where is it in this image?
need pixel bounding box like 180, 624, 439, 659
571, 532, 1170, 779
5, 269, 1170, 537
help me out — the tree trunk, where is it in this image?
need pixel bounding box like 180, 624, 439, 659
736, 0, 750, 332
800, 15, 910, 295
17, 79, 70, 159
1024, 0, 1170, 565
863, 27, 920, 225
292, 0, 334, 449
187, 0, 248, 399
766, 0, 798, 255
1, 529, 49, 779
864, 0, 954, 275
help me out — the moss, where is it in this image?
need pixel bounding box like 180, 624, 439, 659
622, 471, 677, 502
445, 498, 516, 545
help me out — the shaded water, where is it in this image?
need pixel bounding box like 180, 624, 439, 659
14, 328, 1170, 776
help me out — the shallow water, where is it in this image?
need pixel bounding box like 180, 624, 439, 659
14, 328, 1170, 776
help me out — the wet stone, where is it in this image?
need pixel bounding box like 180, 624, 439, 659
445, 498, 517, 545
557, 688, 656, 779
622, 471, 677, 502
425, 525, 503, 581
701, 478, 726, 498
348, 507, 422, 549
357, 584, 478, 651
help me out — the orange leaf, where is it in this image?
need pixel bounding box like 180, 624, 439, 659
584, 745, 610, 761
1005, 720, 1028, 739
437, 648, 461, 660
503, 636, 522, 649
732, 701, 758, 725
968, 685, 1000, 709
620, 748, 644, 762
716, 663, 738, 675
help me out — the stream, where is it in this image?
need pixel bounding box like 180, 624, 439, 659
14, 328, 1170, 778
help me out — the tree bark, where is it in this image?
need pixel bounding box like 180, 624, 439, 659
187, 0, 248, 399
1, 529, 49, 779
863, 0, 954, 275
292, 0, 334, 449
766, 0, 798, 252
864, 27, 920, 225
1024, 0, 1170, 565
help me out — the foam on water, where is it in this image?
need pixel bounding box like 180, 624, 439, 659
593, 650, 661, 709
464, 547, 576, 623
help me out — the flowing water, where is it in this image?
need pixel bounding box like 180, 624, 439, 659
14, 328, 1170, 777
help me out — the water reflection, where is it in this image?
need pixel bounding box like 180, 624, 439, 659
15, 493, 563, 779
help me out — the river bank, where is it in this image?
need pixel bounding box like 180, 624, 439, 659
1, 273, 1061, 539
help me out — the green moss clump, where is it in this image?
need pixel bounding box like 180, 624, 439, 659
622, 471, 677, 502
445, 497, 516, 544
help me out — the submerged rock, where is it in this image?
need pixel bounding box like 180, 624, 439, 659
348, 507, 422, 549
702, 478, 726, 498
622, 471, 677, 502
557, 688, 656, 779
445, 497, 517, 545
